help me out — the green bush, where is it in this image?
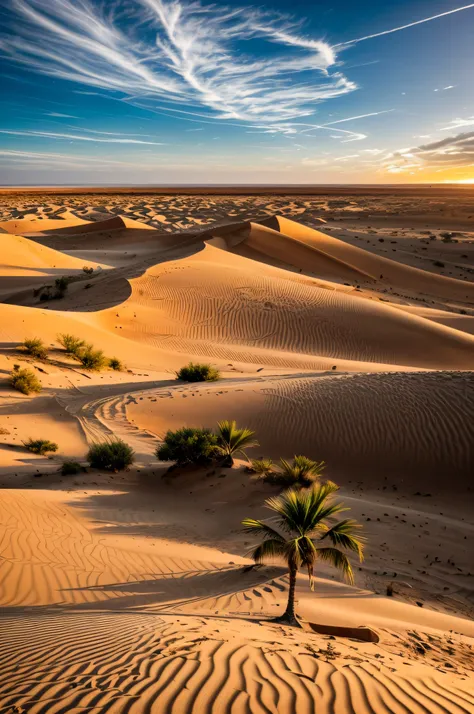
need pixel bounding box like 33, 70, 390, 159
156, 427, 219, 466
108, 357, 124, 371
57, 333, 86, 355
87, 439, 135, 471
74, 345, 107, 371
23, 438, 58, 455
21, 337, 48, 360
10, 366, 42, 395
61, 460, 82, 475
176, 362, 220, 382
83, 266, 94, 275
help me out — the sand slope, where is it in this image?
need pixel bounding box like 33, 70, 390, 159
1, 207, 473, 714
122, 371, 474, 488
0, 487, 472, 714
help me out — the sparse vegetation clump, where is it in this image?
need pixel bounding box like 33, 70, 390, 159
58, 334, 121, 372
21, 337, 48, 360
87, 439, 135, 471
61, 461, 82, 475
83, 266, 94, 275
10, 366, 42, 395
108, 357, 124, 371
270, 455, 325, 488
249, 458, 274, 478
57, 333, 86, 356
242, 483, 365, 626
55, 276, 71, 297
74, 345, 108, 371
23, 438, 58, 455
156, 427, 219, 466
176, 362, 220, 382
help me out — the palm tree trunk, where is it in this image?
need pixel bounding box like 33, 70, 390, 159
275, 565, 300, 626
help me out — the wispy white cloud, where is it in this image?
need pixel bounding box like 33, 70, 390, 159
335, 3, 474, 47
321, 110, 394, 126
0, 0, 356, 135
0, 128, 166, 144
45, 112, 78, 118
440, 117, 474, 131
335, 154, 360, 161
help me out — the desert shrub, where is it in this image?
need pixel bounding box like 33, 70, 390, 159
39, 291, 50, 301
87, 439, 135, 471
74, 345, 107, 371
156, 427, 218, 466
176, 362, 220, 382
57, 333, 86, 356
269, 455, 325, 488
23, 438, 58, 455
433, 260, 445, 268
108, 357, 124, 371
83, 266, 94, 275
55, 276, 71, 297
10, 366, 42, 395
61, 460, 82, 475
21, 337, 48, 360
249, 458, 274, 477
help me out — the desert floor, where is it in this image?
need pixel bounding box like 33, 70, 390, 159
0, 190, 473, 713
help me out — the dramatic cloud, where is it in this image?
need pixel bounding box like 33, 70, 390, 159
0, 0, 356, 135
382, 131, 474, 174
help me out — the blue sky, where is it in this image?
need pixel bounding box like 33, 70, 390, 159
1, 0, 473, 185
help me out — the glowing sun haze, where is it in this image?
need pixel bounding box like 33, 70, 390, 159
1, 0, 473, 185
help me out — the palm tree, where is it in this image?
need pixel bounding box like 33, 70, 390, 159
276, 455, 325, 487
242, 483, 365, 626
215, 419, 259, 467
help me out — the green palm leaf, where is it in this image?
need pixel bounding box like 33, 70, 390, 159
320, 519, 365, 559
216, 420, 258, 460
250, 539, 286, 564
317, 547, 355, 585
241, 518, 286, 543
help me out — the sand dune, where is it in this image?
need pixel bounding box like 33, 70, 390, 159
0, 209, 88, 235
213, 220, 376, 282
0, 202, 473, 714
111, 243, 474, 370
0, 231, 103, 276
261, 216, 474, 303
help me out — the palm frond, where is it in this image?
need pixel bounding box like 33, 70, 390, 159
250, 539, 287, 564
265, 489, 307, 534
241, 518, 286, 543
216, 420, 258, 458
319, 519, 365, 560
317, 547, 355, 584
